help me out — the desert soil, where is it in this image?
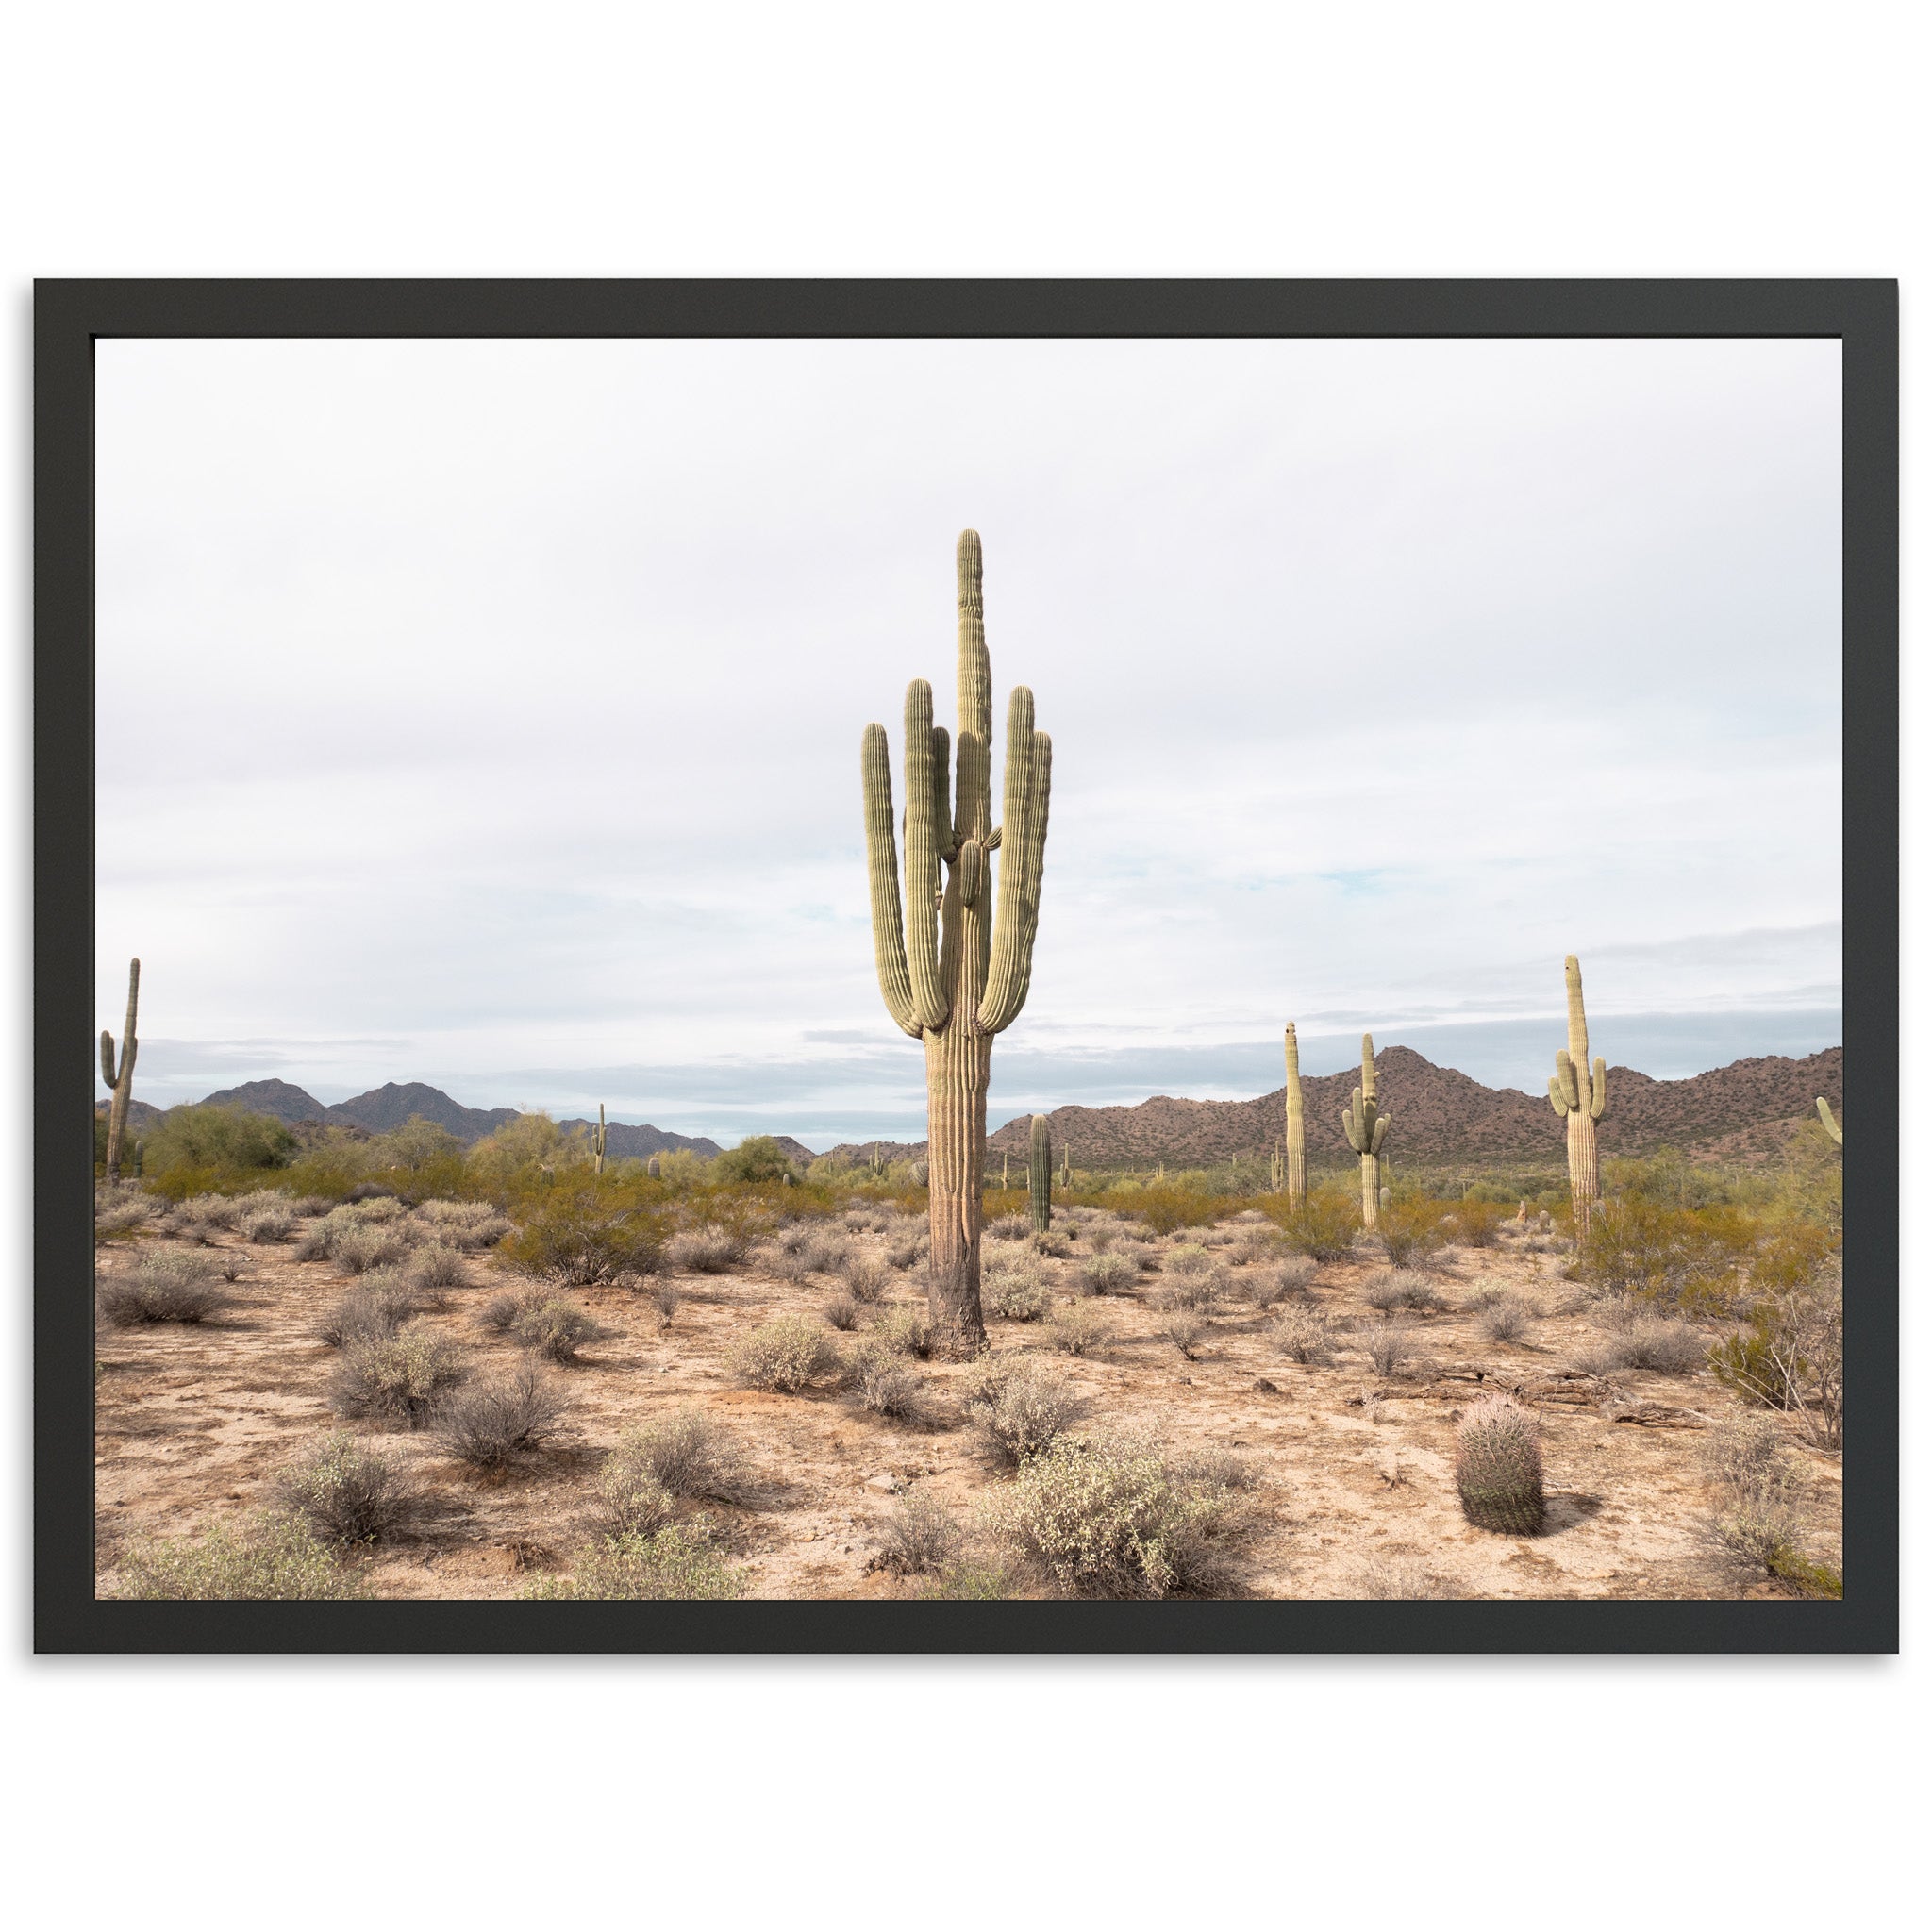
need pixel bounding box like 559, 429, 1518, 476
92, 1209, 1841, 1601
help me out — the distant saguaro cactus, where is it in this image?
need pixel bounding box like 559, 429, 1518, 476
1283, 1022, 1307, 1209
646, 1155, 661, 1179
862, 530, 1053, 1350
1816, 1097, 1842, 1145
1455, 1392, 1545, 1533
1547, 955, 1607, 1239
1341, 1033, 1390, 1228
99, 958, 141, 1183
590, 1104, 608, 1176
1029, 1115, 1053, 1234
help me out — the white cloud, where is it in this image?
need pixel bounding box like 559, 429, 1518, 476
96, 337, 1840, 1139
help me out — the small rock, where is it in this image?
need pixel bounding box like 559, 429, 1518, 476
864, 1474, 903, 1494
1251, 1378, 1280, 1394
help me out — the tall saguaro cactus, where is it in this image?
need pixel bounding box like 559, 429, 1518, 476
99, 957, 141, 1184
1816, 1097, 1842, 1144
862, 530, 1053, 1350
1341, 1032, 1390, 1228
590, 1103, 608, 1175
1548, 954, 1607, 1239
1283, 1023, 1307, 1209
1029, 1114, 1053, 1234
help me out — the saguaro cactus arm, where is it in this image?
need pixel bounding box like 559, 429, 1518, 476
1817, 1097, 1842, 1144
978, 686, 1053, 1033
861, 724, 924, 1039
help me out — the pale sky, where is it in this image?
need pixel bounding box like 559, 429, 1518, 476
94, 338, 1841, 1145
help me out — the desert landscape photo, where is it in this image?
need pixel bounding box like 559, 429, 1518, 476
91, 337, 1844, 1607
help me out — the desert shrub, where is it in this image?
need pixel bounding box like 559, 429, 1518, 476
404, 1241, 468, 1292
509, 1297, 608, 1363
434, 1364, 565, 1465
1359, 1318, 1421, 1378
498, 1180, 667, 1284
607, 1408, 747, 1503
963, 1357, 1084, 1465
94, 1190, 158, 1241
597, 1468, 676, 1540
97, 1249, 227, 1325
330, 1330, 465, 1426
870, 1490, 962, 1574
1247, 1257, 1317, 1308
1080, 1252, 1140, 1297
414, 1199, 512, 1249
1165, 1243, 1214, 1280
729, 1315, 841, 1392
650, 1279, 683, 1327
142, 1104, 297, 1180
343, 1193, 408, 1222
1361, 1269, 1445, 1314
843, 1208, 886, 1233
989, 1434, 1232, 1599
712, 1136, 799, 1185
986, 1213, 1031, 1241
1232, 1227, 1282, 1267
914, 1561, 1012, 1600
182, 1192, 242, 1229
1176, 1445, 1259, 1491
1576, 1196, 1762, 1314
870, 1304, 935, 1357
985, 1274, 1052, 1323
852, 1346, 926, 1420
273, 1432, 419, 1543
521, 1525, 747, 1601
1049, 1301, 1113, 1357
291, 1195, 333, 1217
1710, 1270, 1843, 1448
1335, 1555, 1462, 1600
1158, 1309, 1207, 1359
1377, 1199, 1449, 1267
665, 1223, 748, 1274
1441, 1201, 1507, 1249
1577, 1308, 1707, 1376
840, 1254, 891, 1304
242, 1206, 295, 1244
1269, 1188, 1362, 1261
1474, 1293, 1535, 1343
333, 1224, 412, 1276
1032, 1229, 1073, 1259
885, 1229, 929, 1270
113, 1509, 368, 1600
1268, 1307, 1335, 1365
1126, 1187, 1230, 1238
823, 1292, 859, 1330
1697, 1415, 1839, 1595
1455, 1393, 1545, 1533
317, 1273, 422, 1348
801, 1233, 853, 1276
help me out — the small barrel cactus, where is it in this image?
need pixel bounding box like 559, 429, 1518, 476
1455, 1392, 1545, 1533
645, 1155, 661, 1179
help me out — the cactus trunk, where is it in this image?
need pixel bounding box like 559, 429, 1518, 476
100, 958, 141, 1184
1340, 1032, 1390, 1230
591, 1103, 608, 1176
861, 530, 1052, 1355
1283, 1023, 1307, 1208
1028, 1113, 1052, 1233
1546, 956, 1607, 1241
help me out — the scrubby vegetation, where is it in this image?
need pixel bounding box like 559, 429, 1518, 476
97, 1249, 227, 1324
521, 1525, 747, 1600
434, 1365, 566, 1466
112, 1509, 369, 1600
273, 1432, 420, 1543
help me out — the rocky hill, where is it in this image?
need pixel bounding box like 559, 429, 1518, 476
933, 1044, 1840, 1170
553, 1119, 724, 1159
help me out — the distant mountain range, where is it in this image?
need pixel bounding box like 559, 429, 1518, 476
830, 1045, 1844, 1171
101, 1045, 1842, 1172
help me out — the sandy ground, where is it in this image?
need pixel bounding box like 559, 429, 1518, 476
92, 1207, 1841, 1601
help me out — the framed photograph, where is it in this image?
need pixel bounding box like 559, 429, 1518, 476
37, 280, 1896, 1653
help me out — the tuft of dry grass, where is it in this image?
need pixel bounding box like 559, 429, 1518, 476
869, 1489, 963, 1574
434, 1364, 565, 1466
98, 1250, 228, 1325
1049, 1300, 1114, 1357
1268, 1307, 1336, 1365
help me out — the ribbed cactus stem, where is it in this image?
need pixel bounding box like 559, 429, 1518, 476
590, 1103, 608, 1176
1816, 1097, 1842, 1144
646, 1155, 660, 1178
99, 957, 141, 1184
1456, 1393, 1546, 1533
1340, 1031, 1390, 1228
860, 530, 1053, 1352
1283, 1022, 1307, 1208
1546, 955, 1607, 1240
1028, 1114, 1052, 1233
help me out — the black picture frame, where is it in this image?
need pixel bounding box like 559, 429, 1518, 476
37, 278, 1897, 1655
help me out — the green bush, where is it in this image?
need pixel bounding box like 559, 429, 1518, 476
712, 1136, 799, 1185
498, 1177, 668, 1284
142, 1104, 297, 1181
988, 1434, 1232, 1599
113, 1509, 369, 1599
520, 1525, 747, 1601
1267, 1188, 1361, 1262
602, 1408, 746, 1503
